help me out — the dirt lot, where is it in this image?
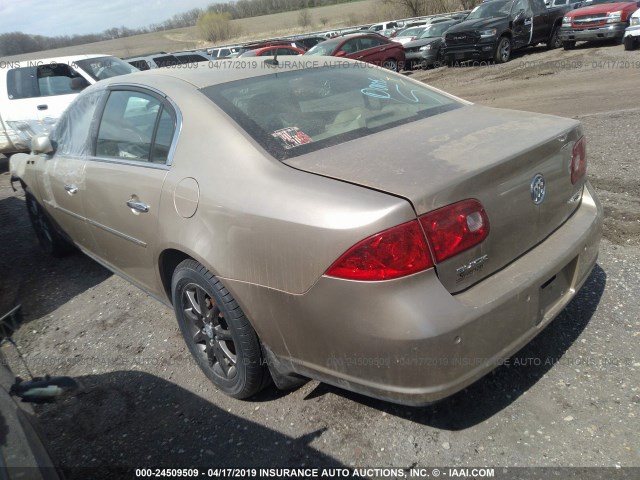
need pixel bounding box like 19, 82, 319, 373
1, 41, 639, 478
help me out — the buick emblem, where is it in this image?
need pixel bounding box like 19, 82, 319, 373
530, 173, 546, 205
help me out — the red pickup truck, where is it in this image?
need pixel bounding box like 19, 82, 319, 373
559, 0, 640, 49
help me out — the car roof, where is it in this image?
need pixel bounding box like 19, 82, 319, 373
98, 57, 357, 89
337, 32, 385, 40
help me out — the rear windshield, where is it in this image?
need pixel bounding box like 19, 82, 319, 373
201, 65, 461, 160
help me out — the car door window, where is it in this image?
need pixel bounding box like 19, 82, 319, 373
512, 0, 533, 16
532, 0, 547, 14
95, 90, 173, 163
37, 64, 77, 96
51, 89, 104, 156
360, 37, 387, 50
7, 64, 79, 99
341, 39, 360, 54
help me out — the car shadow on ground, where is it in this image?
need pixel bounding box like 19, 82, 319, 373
33, 370, 344, 478
0, 194, 112, 323
304, 264, 607, 429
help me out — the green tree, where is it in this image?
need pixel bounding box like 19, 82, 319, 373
197, 11, 236, 42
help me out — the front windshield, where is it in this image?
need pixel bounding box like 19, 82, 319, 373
420, 23, 455, 38
74, 56, 138, 81
305, 41, 339, 56
202, 64, 461, 160
466, 0, 513, 19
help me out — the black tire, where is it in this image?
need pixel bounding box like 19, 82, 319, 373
563, 40, 576, 50
171, 259, 270, 399
547, 26, 562, 50
623, 36, 637, 51
25, 192, 75, 257
382, 58, 398, 71
494, 36, 512, 63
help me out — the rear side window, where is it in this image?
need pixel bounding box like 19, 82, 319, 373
152, 55, 181, 68
129, 60, 151, 71
95, 90, 175, 164
202, 65, 461, 160
175, 54, 209, 63
7, 63, 78, 99
6, 67, 38, 99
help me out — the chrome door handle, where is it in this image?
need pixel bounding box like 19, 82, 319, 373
64, 184, 78, 195
126, 199, 150, 213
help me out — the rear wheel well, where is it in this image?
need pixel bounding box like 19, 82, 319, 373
159, 249, 192, 303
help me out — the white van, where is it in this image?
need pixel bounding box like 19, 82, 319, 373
0, 54, 137, 155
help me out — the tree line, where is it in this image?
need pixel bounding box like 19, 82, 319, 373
0, 8, 203, 56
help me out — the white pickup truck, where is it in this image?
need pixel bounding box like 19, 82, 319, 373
624, 8, 640, 50
0, 54, 136, 155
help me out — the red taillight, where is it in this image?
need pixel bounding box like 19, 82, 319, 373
419, 199, 490, 263
326, 200, 490, 281
325, 220, 434, 281
571, 136, 586, 184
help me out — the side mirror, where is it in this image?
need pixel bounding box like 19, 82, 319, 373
31, 134, 53, 155
335, 50, 346, 57
70, 77, 90, 91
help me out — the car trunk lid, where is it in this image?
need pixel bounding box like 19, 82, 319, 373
284, 105, 585, 293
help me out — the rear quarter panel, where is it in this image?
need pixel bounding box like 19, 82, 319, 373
150, 81, 416, 297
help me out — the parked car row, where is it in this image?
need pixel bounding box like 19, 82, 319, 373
195, 0, 639, 75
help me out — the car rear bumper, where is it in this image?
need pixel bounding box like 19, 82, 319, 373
224, 181, 603, 406
559, 23, 627, 41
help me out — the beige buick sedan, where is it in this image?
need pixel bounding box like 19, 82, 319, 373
10, 59, 602, 405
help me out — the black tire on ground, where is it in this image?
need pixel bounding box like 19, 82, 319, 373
382, 58, 398, 71
623, 36, 637, 51
494, 36, 512, 63
563, 40, 576, 50
25, 192, 75, 257
547, 26, 562, 50
404, 59, 413, 71
171, 259, 270, 399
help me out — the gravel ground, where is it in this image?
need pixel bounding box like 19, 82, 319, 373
0, 42, 638, 478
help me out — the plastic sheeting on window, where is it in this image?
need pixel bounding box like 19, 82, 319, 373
50, 89, 104, 157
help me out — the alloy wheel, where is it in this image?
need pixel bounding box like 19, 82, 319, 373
181, 283, 237, 380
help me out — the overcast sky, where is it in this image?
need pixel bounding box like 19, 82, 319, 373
0, 0, 215, 37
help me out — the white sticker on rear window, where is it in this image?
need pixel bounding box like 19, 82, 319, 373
271, 127, 312, 149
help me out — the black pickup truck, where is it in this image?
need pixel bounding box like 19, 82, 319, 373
442, 0, 570, 64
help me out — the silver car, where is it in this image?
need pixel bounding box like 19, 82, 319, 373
11, 59, 602, 405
